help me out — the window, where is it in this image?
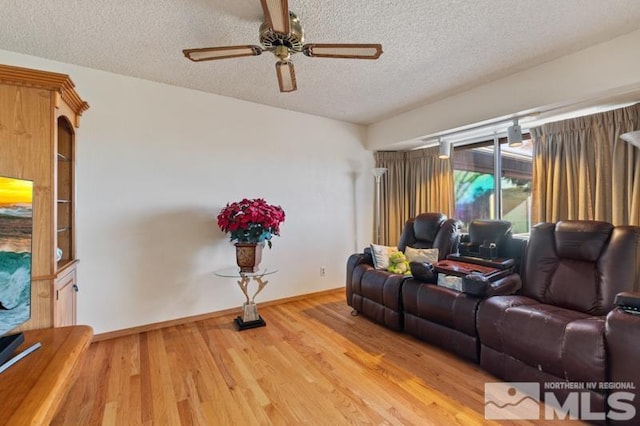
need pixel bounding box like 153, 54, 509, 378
453, 137, 532, 234
500, 141, 532, 235
453, 142, 496, 229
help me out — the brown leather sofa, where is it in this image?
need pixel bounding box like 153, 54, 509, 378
402, 220, 526, 362
346, 213, 461, 331
345, 219, 640, 422
477, 221, 640, 418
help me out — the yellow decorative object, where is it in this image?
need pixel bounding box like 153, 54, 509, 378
387, 251, 411, 275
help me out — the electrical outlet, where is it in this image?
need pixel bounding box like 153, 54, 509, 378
320, 267, 326, 277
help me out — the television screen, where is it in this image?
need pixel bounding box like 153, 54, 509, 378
0, 176, 33, 336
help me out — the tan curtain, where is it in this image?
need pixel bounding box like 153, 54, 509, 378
406, 147, 455, 218
611, 106, 640, 225
374, 148, 454, 245
531, 103, 640, 225
375, 151, 407, 245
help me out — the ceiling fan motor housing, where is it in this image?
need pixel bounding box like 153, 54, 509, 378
259, 12, 304, 52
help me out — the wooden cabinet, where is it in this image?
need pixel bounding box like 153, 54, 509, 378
54, 268, 77, 327
0, 64, 89, 330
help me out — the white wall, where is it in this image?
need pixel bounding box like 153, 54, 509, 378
368, 29, 640, 150
0, 50, 374, 334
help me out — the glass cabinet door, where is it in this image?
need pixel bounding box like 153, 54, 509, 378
57, 117, 74, 268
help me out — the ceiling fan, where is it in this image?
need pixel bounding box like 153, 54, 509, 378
183, 0, 383, 93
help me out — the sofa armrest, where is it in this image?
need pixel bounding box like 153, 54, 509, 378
614, 291, 640, 313
605, 304, 640, 423
462, 273, 522, 298
409, 261, 437, 284
346, 252, 374, 307
348, 251, 373, 269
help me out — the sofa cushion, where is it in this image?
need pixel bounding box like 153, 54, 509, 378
413, 213, 446, 243
478, 296, 606, 383
543, 258, 606, 315
358, 268, 405, 311
397, 213, 454, 252
554, 220, 613, 262
468, 220, 512, 246
522, 222, 640, 315
402, 280, 480, 337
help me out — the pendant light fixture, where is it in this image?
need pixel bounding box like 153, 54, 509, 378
620, 130, 640, 148
507, 119, 523, 147
438, 138, 451, 159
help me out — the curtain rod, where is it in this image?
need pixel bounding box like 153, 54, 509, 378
416, 100, 639, 149
419, 114, 537, 147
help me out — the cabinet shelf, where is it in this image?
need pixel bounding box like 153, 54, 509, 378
57, 259, 73, 270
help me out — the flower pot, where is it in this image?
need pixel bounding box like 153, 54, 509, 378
235, 243, 263, 273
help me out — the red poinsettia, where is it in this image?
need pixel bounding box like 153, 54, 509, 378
217, 198, 285, 248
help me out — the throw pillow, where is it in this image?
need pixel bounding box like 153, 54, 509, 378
404, 246, 439, 264
370, 244, 398, 269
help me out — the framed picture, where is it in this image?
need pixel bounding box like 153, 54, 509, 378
0, 176, 34, 335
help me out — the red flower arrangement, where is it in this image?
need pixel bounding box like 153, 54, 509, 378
217, 198, 285, 248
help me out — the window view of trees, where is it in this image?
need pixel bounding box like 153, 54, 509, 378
453, 139, 532, 235
501, 175, 531, 234
454, 170, 495, 227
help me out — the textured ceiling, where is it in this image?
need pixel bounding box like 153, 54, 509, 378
1, 0, 640, 124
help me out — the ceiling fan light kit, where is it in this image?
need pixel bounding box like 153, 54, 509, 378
183, 0, 383, 93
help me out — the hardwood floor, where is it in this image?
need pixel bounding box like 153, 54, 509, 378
52, 290, 582, 425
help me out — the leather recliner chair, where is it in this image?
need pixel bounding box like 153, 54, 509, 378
458, 219, 512, 258
476, 220, 640, 416
346, 213, 461, 331
401, 220, 525, 363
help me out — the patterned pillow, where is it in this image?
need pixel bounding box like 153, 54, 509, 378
404, 246, 439, 264
369, 244, 399, 269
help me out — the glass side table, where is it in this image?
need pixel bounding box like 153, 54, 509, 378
214, 266, 278, 330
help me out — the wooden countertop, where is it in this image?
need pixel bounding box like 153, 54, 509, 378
0, 325, 93, 425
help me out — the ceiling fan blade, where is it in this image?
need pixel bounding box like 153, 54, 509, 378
260, 0, 290, 35
276, 61, 296, 93
303, 44, 383, 59
183, 45, 263, 62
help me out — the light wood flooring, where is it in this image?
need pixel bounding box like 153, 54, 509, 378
52, 290, 583, 425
